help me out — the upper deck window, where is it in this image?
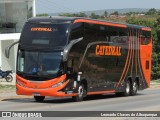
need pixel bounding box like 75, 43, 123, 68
141, 31, 151, 45
20, 22, 70, 48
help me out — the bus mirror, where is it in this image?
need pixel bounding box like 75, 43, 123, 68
5, 46, 10, 59
5, 41, 19, 58
63, 37, 83, 61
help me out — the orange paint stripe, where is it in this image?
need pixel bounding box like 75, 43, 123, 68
135, 30, 138, 76
116, 32, 131, 88
87, 90, 115, 95
121, 30, 133, 83
74, 19, 127, 28
141, 27, 151, 31
138, 32, 144, 80
65, 93, 78, 97
130, 30, 134, 76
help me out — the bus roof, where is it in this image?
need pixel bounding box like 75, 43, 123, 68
27, 16, 151, 31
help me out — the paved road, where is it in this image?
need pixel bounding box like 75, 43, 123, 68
0, 89, 160, 112
0, 89, 160, 120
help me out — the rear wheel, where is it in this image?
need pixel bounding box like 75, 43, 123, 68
130, 81, 138, 96
72, 84, 86, 102
5, 75, 13, 82
116, 80, 131, 97
124, 80, 131, 96
34, 96, 45, 102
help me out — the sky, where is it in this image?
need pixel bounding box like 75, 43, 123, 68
36, 0, 160, 14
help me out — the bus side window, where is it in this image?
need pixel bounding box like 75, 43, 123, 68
141, 37, 151, 45
141, 31, 151, 45
69, 23, 84, 41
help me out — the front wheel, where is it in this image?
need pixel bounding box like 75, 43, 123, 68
34, 96, 45, 102
5, 75, 13, 82
72, 84, 86, 102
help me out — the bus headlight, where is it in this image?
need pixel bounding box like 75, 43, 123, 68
51, 80, 65, 88
17, 80, 25, 87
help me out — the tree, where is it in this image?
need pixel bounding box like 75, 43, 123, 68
110, 11, 119, 16
90, 12, 100, 19
104, 11, 108, 18
146, 8, 157, 15
78, 12, 87, 17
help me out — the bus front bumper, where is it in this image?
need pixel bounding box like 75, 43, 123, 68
16, 74, 78, 97
16, 83, 77, 97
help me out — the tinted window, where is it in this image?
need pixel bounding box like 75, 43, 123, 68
20, 23, 70, 48
69, 23, 84, 40
17, 50, 63, 81
141, 31, 151, 45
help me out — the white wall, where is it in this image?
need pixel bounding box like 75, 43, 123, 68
0, 33, 20, 71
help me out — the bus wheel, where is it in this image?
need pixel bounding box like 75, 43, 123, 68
72, 84, 86, 102
115, 80, 131, 97
124, 80, 131, 96
34, 96, 45, 102
130, 81, 138, 96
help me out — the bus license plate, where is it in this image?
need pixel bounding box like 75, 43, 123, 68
32, 93, 40, 96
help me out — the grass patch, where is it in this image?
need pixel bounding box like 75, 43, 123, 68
151, 80, 160, 84
0, 85, 15, 91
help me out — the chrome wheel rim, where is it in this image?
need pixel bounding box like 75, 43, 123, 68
78, 85, 84, 98
133, 82, 137, 92
126, 82, 130, 94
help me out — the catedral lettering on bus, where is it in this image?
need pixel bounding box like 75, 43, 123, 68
96, 45, 121, 56
5, 17, 152, 102
31, 27, 52, 32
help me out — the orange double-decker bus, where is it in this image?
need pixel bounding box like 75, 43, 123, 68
6, 17, 152, 102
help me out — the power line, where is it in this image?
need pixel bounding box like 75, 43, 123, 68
36, 0, 76, 14
45, 0, 77, 13
44, 0, 73, 13
36, 1, 64, 14
37, 2, 62, 13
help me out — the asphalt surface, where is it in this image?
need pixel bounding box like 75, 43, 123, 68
0, 89, 159, 111
0, 88, 160, 120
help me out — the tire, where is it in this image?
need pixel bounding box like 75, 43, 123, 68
34, 96, 45, 102
130, 81, 138, 96
124, 80, 131, 96
72, 84, 86, 102
116, 80, 131, 97
5, 75, 13, 82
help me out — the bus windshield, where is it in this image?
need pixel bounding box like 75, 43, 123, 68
20, 23, 70, 48
17, 50, 63, 80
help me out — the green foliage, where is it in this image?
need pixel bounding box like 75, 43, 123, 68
36, 13, 49, 17
104, 11, 108, 17
90, 12, 100, 19
0, 85, 15, 91
146, 8, 157, 15
110, 11, 119, 16
59, 12, 87, 17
